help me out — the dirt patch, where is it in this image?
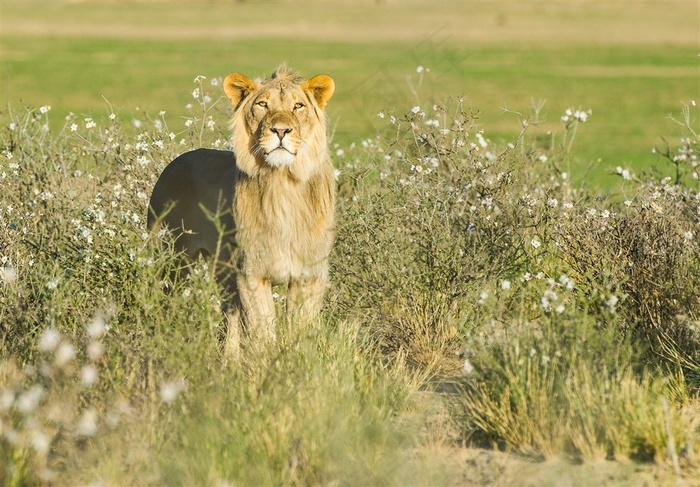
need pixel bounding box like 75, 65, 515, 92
410, 389, 696, 487
441, 449, 684, 487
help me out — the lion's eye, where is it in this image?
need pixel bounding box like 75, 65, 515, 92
293, 102, 305, 110
256, 101, 268, 109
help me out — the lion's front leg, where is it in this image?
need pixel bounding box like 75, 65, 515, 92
287, 275, 328, 322
237, 275, 276, 343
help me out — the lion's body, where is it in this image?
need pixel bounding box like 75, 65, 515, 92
148, 66, 336, 353
148, 148, 237, 262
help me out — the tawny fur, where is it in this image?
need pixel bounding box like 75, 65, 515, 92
148, 66, 336, 354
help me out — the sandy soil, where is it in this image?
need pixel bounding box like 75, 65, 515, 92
410, 389, 697, 487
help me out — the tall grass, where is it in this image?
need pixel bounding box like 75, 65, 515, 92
1, 73, 699, 484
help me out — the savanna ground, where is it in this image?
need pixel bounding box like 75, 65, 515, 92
1, 1, 699, 485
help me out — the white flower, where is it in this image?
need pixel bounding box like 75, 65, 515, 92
75, 408, 98, 437
84, 118, 96, 129
411, 106, 421, 114
39, 105, 51, 114
87, 341, 104, 362
378, 111, 385, 119
0, 265, 17, 285
539, 154, 548, 163
159, 379, 186, 404
31, 430, 50, 454
530, 237, 541, 249
54, 341, 76, 367
573, 110, 589, 123
559, 274, 575, 290
606, 295, 619, 312
462, 358, 474, 374
17, 385, 44, 413
616, 166, 631, 180
70, 123, 78, 132
87, 313, 107, 339
80, 365, 98, 387
416, 65, 424, 74
38, 328, 61, 352
501, 280, 511, 291
650, 201, 663, 214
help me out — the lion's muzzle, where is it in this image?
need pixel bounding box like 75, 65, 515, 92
271, 125, 292, 141
260, 113, 300, 168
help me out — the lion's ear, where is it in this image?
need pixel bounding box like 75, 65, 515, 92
303, 75, 335, 110
223, 73, 258, 110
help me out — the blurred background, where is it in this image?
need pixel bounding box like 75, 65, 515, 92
1, 0, 698, 187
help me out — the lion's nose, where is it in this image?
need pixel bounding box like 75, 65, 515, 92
271, 126, 292, 140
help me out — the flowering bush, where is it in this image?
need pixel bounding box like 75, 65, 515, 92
332, 85, 699, 465
0, 80, 230, 483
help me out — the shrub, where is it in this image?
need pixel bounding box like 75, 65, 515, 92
333, 100, 538, 374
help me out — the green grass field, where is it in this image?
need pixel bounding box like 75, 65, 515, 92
2, 0, 698, 188
1, 2, 700, 485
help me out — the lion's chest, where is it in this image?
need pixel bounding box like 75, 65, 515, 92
234, 174, 333, 284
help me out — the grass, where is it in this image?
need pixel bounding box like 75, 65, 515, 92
1, 1, 700, 485
1, 1, 698, 188
1, 66, 699, 485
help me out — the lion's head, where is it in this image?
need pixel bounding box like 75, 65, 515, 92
223, 65, 335, 181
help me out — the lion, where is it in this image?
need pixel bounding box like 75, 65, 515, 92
147, 66, 336, 354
